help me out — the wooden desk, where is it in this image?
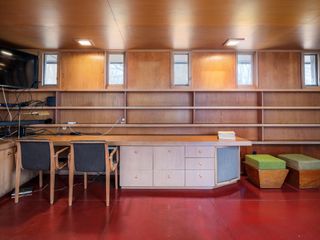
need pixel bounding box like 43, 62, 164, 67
26, 135, 251, 189
28, 135, 251, 146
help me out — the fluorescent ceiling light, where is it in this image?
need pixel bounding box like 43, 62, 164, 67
1, 50, 13, 56
76, 39, 94, 46
224, 38, 245, 47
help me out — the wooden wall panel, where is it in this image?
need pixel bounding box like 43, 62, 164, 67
258, 52, 301, 89
195, 110, 259, 124
264, 92, 320, 106
60, 92, 124, 106
264, 128, 320, 141
127, 51, 171, 89
7, 92, 55, 104
127, 92, 192, 106
127, 110, 192, 124
60, 52, 105, 90
192, 52, 236, 89
264, 110, 320, 124
195, 92, 258, 106
59, 110, 123, 124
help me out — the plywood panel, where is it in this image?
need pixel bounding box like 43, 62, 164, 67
192, 52, 236, 89
59, 110, 123, 124
195, 92, 258, 106
127, 92, 192, 106
60, 92, 124, 106
264, 92, 320, 106
7, 92, 55, 104
127, 51, 171, 89
0, 110, 55, 122
127, 110, 192, 124
258, 52, 301, 89
195, 110, 259, 124
264, 110, 320, 124
60, 52, 105, 90
264, 128, 320, 141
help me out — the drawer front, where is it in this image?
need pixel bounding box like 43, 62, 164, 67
185, 170, 214, 187
120, 146, 153, 170
154, 170, 185, 187
154, 146, 185, 170
186, 157, 214, 170
186, 146, 215, 158
120, 169, 153, 187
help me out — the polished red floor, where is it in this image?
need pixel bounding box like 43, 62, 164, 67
0, 176, 320, 240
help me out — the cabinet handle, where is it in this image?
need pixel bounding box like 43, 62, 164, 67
134, 176, 138, 179
199, 175, 202, 179
168, 150, 171, 153
198, 150, 202, 154
134, 151, 138, 154
167, 175, 171, 179
198, 162, 202, 166
7, 152, 13, 156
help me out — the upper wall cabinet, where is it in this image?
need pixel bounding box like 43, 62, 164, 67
127, 51, 171, 89
192, 52, 236, 89
59, 52, 105, 90
258, 52, 301, 89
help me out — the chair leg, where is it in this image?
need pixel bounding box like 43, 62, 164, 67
50, 169, 55, 205
69, 166, 74, 207
115, 167, 118, 190
14, 165, 21, 204
39, 170, 43, 188
84, 172, 87, 190
106, 167, 110, 207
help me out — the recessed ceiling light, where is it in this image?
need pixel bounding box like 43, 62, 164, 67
223, 38, 245, 47
1, 50, 13, 56
76, 39, 94, 46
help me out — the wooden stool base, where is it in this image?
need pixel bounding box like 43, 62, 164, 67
245, 163, 288, 188
286, 167, 320, 189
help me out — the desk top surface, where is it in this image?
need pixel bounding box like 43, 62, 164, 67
24, 135, 251, 146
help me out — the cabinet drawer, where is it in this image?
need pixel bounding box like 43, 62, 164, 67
154, 170, 185, 187
185, 170, 214, 187
186, 158, 214, 170
154, 146, 185, 170
120, 146, 153, 170
186, 146, 215, 158
120, 170, 153, 187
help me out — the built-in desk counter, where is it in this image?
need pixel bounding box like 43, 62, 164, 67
28, 135, 251, 189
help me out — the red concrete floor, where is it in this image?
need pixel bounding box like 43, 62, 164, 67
0, 176, 319, 240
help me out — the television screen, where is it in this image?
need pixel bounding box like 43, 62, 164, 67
0, 48, 38, 89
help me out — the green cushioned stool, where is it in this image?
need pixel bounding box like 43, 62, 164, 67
278, 154, 320, 189
245, 154, 288, 188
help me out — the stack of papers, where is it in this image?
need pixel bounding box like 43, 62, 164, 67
218, 131, 236, 140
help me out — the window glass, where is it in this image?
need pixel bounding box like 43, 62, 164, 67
109, 53, 124, 85
174, 53, 189, 85
304, 54, 318, 86
237, 54, 253, 85
43, 54, 58, 85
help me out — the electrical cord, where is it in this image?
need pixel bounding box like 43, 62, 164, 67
1, 87, 13, 122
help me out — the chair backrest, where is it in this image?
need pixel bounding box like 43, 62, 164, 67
18, 140, 52, 171
71, 141, 107, 172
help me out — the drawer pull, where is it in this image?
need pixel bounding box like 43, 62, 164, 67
167, 174, 171, 179
198, 162, 202, 166
134, 151, 138, 154
198, 150, 202, 154
134, 176, 138, 179
168, 150, 171, 153
199, 175, 202, 179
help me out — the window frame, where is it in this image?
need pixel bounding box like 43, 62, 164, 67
302, 52, 320, 87
42, 52, 59, 86
236, 52, 255, 88
172, 51, 191, 87
107, 52, 125, 87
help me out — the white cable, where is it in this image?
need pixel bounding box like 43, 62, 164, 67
1, 87, 12, 121
102, 116, 123, 135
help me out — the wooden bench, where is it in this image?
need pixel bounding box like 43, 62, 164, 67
245, 154, 288, 188
278, 154, 320, 189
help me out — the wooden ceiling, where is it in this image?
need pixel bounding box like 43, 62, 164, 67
0, 0, 320, 50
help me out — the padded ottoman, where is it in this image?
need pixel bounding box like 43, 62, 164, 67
245, 154, 288, 188
278, 154, 320, 189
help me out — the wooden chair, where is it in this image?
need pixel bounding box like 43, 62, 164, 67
15, 140, 69, 204
68, 141, 119, 207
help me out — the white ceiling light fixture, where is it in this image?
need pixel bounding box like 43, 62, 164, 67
76, 39, 94, 46
223, 38, 245, 47
1, 50, 13, 56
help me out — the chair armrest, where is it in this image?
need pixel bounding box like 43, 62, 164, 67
108, 148, 119, 171
54, 147, 69, 169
